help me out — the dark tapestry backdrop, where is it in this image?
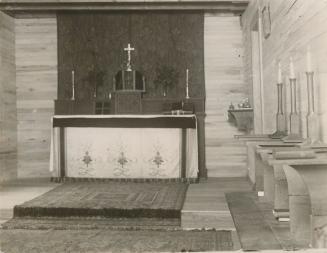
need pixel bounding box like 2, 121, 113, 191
57, 11, 205, 100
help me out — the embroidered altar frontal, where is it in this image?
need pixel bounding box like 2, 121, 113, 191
50, 115, 198, 180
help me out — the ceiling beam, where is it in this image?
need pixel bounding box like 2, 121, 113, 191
0, 1, 249, 16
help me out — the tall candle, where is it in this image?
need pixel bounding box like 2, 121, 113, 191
277, 62, 282, 83
289, 57, 296, 79
72, 70, 75, 100
306, 46, 312, 72
186, 69, 189, 99
186, 69, 189, 86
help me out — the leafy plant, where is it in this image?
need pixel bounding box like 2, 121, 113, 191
154, 65, 179, 93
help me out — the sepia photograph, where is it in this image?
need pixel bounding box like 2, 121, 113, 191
0, 0, 327, 252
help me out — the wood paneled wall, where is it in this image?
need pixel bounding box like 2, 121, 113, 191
15, 16, 57, 178
12, 13, 248, 179
204, 13, 248, 177
242, 0, 327, 142
0, 11, 17, 183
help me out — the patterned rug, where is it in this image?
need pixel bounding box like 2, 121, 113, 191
0, 229, 234, 252
13, 182, 188, 219
2, 217, 180, 230
225, 191, 282, 251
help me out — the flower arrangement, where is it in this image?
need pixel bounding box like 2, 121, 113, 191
154, 65, 179, 96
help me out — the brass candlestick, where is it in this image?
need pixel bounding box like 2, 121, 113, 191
301, 71, 326, 147
270, 82, 287, 139
283, 78, 303, 143
71, 70, 75, 100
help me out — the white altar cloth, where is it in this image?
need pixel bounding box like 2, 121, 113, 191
50, 115, 198, 179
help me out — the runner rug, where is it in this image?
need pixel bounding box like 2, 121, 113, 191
225, 191, 282, 251
13, 182, 188, 219
0, 229, 234, 252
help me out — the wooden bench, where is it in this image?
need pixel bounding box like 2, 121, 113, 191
272, 155, 327, 247
244, 139, 283, 193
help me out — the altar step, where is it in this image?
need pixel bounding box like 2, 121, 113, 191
181, 177, 251, 231
12, 182, 187, 220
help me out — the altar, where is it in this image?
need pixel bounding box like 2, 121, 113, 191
50, 115, 198, 180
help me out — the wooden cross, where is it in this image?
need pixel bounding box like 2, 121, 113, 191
124, 43, 135, 71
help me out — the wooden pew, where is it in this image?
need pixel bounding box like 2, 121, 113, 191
241, 137, 283, 194
272, 155, 327, 248
255, 145, 305, 221
248, 141, 292, 195
257, 149, 290, 221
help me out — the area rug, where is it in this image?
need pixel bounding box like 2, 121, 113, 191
0, 229, 234, 252
13, 182, 188, 219
2, 217, 180, 231
225, 191, 282, 251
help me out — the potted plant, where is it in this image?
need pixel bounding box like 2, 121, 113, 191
154, 65, 179, 97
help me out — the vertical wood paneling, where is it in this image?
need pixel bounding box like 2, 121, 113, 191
204, 13, 248, 178
0, 11, 17, 183
242, 0, 327, 142
15, 17, 57, 178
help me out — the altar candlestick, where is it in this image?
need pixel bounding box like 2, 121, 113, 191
186, 69, 190, 99
306, 46, 313, 72
72, 70, 75, 100
289, 57, 295, 79
278, 62, 282, 83
186, 69, 189, 85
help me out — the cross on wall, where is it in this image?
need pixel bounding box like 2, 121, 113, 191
124, 43, 135, 71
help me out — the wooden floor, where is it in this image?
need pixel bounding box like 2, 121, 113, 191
0, 177, 322, 252
182, 177, 251, 231
0, 179, 57, 224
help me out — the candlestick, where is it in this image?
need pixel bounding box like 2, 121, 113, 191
306, 46, 312, 72
277, 62, 282, 84
186, 69, 190, 99
289, 57, 295, 79
269, 82, 287, 139
186, 69, 189, 85
283, 78, 303, 143
300, 71, 326, 147
71, 70, 75, 100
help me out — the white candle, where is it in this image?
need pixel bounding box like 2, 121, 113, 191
186, 69, 189, 86
72, 70, 75, 100
289, 57, 296, 79
306, 46, 312, 72
277, 62, 282, 83
186, 69, 189, 99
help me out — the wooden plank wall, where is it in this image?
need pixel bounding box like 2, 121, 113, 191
204, 13, 248, 178
15, 16, 57, 178
0, 11, 17, 183
242, 0, 327, 142
12, 13, 249, 179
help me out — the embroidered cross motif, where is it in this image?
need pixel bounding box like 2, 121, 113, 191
82, 151, 92, 167
153, 151, 164, 168
118, 152, 128, 168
